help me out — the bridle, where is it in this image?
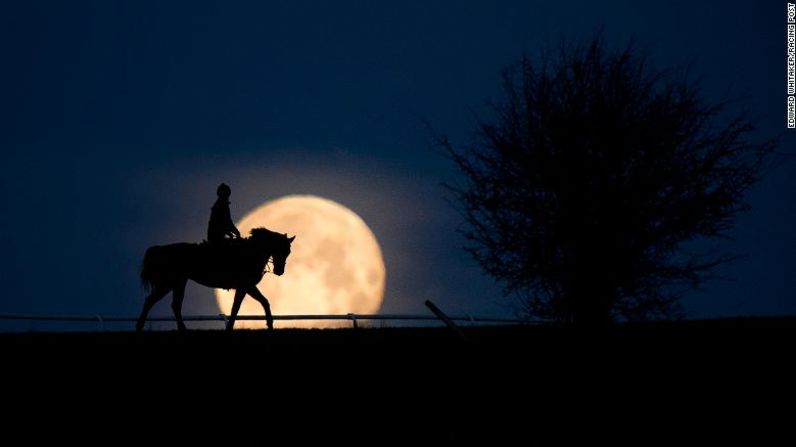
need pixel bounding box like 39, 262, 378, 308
262, 256, 286, 275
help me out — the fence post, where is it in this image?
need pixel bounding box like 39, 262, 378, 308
425, 300, 468, 342
348, 313, 358, 329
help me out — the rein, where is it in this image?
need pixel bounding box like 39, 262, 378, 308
262, 256, 285, 276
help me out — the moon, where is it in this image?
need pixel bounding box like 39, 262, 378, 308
215, 195, 386, 328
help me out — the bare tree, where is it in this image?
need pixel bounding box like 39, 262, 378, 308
443, 37, 773, 325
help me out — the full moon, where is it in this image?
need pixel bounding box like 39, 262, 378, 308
215, 195, 386, 328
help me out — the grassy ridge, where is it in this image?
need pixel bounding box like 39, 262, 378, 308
2, 317, 793, 361
2, 319, 792, 441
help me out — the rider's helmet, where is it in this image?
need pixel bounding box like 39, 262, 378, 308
217, 183, 231, 198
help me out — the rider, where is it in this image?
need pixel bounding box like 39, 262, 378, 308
207, 183, 241, 244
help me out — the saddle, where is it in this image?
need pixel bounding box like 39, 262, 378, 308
201, 238, 246, 257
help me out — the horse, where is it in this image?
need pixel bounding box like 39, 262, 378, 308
136, 227, 295, 332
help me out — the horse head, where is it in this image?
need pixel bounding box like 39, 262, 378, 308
249, 228, 296, 276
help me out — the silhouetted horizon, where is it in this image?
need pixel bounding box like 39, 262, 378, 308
0, 1, 793, 330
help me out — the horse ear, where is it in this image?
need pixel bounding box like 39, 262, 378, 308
288, 235, 296, 243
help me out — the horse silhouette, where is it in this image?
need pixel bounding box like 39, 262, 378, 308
137, 228, 295, 331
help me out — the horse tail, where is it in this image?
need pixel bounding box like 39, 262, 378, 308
140, 246, 161, 294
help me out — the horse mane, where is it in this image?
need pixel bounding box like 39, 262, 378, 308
195, 227, 280, 247
249, 227, 281, 239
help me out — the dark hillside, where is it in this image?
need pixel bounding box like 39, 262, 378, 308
2, 319, 792, 442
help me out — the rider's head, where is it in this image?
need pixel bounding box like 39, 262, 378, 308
217, 183, 231, 198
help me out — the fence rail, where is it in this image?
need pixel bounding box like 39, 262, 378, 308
0, 312, 529, 330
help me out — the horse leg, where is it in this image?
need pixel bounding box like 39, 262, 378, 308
136, 286, 171, 332
226, 289, 246, 332
247, 286, 274, 330
171, 279, 188, 332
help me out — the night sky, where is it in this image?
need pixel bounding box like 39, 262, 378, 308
1, 1, 793, 330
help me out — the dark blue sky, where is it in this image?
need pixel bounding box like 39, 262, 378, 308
1, 1, 793, 329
